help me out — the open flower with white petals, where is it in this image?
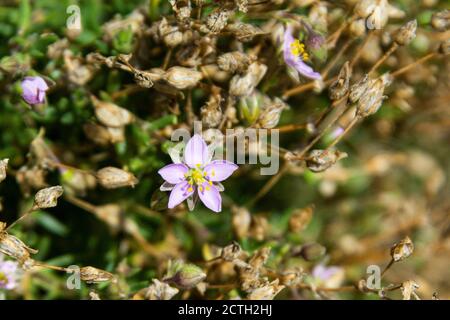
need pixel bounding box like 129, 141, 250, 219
158, 134, 238, 213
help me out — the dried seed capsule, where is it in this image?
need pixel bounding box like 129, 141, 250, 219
133, 279, 179, 300
90, 95, 134, 128
0, 224, 38, 265
204, 8, 232, 34
230, 62, 267, 96
329, 62, 351, 100
306, 149, 348, 173
431, 10, 449, 31
164, 66, 203, 90
247, 279, 284, 300
257, 99, 287, 129
80, 266, 115, 283
299, 243, 326, 261
439, 39, 450, 55
200, 90, 223, 128
83, 123, 114, 146
33, 186, 64, 210
280, 268, 303, 287
356, 74, 391, 118
159, 18, 183, 47
217, 51, 255, 73
401, 280, 420, 300
221, 242, 242, 262
0, 159, 8, 183
394, 20, 417, 46
390, 236, 414, 262
289, 205, 314, 233
226, 23, 265, 42
349, 75, 370, 103
349, 19, 367, 38
231, 205, 251, 239
235, 0, 248, 13
96, 167, 138, 189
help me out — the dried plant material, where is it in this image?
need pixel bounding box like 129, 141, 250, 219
247, 279, 284, 300
256, 99, 287, 129
0, 159, 8, 183
355, 74, 392, 118
394, 20, 417, 46
299, 243, 326, 261
33, 186, 64, 210
220, 242, 242, 262
431, 10, 449, 31
231, 206, 251, 239
96, 167, 138, 189
0, 222, 38, 266
280, 268, 304, 287
159, 18, 183, 48
329, 62, 351, 100
164, 260, 206, 289
391, 236, 414, 262
203, 8, 232, 34
229, 62, 267, 96
226, 23, 265, 42
200, 89, 223, 128
289, 205, 314, 233
134, 279, 179, 300
401, 280, 420, 300
164, 66, 203, 90
90, 95, 134, 128
217, 51, 255, 73
306, 149, 348, 173
80, 266, 115, 284
248, 215, 269, 241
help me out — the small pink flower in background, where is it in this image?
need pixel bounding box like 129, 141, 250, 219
158, 134, 238, 213
20, 76, 49, 105
283, 26, 321, 80
312, 264, 344, 289
0, 254, 20, 290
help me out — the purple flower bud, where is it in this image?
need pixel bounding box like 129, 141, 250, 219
20, 76, 49, 105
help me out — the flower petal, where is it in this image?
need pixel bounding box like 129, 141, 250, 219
168, 181, 195, 209
184, 134, 209, 168
293, 60, 322, 80
204, 160, 238, 182
158, 163, 188, 184
160, 181, 175, 191
198, 183, 222, 212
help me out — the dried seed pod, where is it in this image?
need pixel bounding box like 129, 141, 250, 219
80, 266, 115, 283
159, 18, 183, 47
394, 20, 417, 46
221, 242, 242, 262
96, 167, 138, 189
439, 39, 450, 55
247, 279, 284, 300
134, 279, 179, 300
356, 74, 392, 118
401, 280, 420, 300
431, 10, 449, 31
235, 0, 248, 13
200, 89, 223, 128
229, 62, 267, 96
204, 8, 232, 34
16, 165, 47, 196
90, 95, 134, 128
280, 267, 303, 287
248, 215, 268, 241
329, 62, 351, 100
306, 149, 348, 173
349, 19, 367, 38
33, 186, 64, 210
289, 205, 314, 233
164, 66, 203, 90
226, 23, 265, 42
257, 99, 287, 129
248, 247, 271, 270
355, 0, 389, 29
349, 75, 370, 103
231, 205, 251, 239
299, 243, 326, 261
217, 51, 255, 73
0, 223, 38, 265
83, 123, 114, 146
0, 159, 8, 183
390, 236, 414, 262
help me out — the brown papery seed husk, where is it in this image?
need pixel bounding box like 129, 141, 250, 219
96, 167, 138, 189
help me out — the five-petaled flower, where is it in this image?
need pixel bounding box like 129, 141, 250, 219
158, 134, 238, 213
283, 26, 321, 80
20, 76, 49, 106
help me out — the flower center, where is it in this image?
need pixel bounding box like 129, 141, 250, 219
290, 39, 310, 61
0, 272, 8, 285
185, 165, 213, 192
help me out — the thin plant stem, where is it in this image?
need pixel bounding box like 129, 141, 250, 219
369, 43, 399, 75
391, 52, 437, 78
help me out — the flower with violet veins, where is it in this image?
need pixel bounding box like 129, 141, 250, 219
283, 26, 321, 80
0, 254, 20, 290
158, 134, 238, 213
20, 76, 49, 106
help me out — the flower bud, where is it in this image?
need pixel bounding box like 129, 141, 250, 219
80, 266, 115, 283
306, 149, 348, 173
164, 67, 203, 90
329, 62, 351, 100
217, 51, 255, 73
90, 95, 134, 128
238, 92, 262, 125
96, 167, 138, 189
0, 159, 8, 183
289, 205, 314, 233
165, 260, 206, 289
390, 236, 414, 262
21, 76, 49, 106
33, 186, 64, 210
394, 20, 417, 46
431, 10, 449, 31
299, 243, 326, 261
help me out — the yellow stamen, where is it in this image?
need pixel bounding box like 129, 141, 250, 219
188, 187, 193, 192
208, 181, 213, 186
290, 39, 305, 57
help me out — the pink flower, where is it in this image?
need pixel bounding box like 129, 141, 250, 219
20, 76, 49, 105
0, 254, 20, 290
158, 134, 238, 212
283, 26, 321, 80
